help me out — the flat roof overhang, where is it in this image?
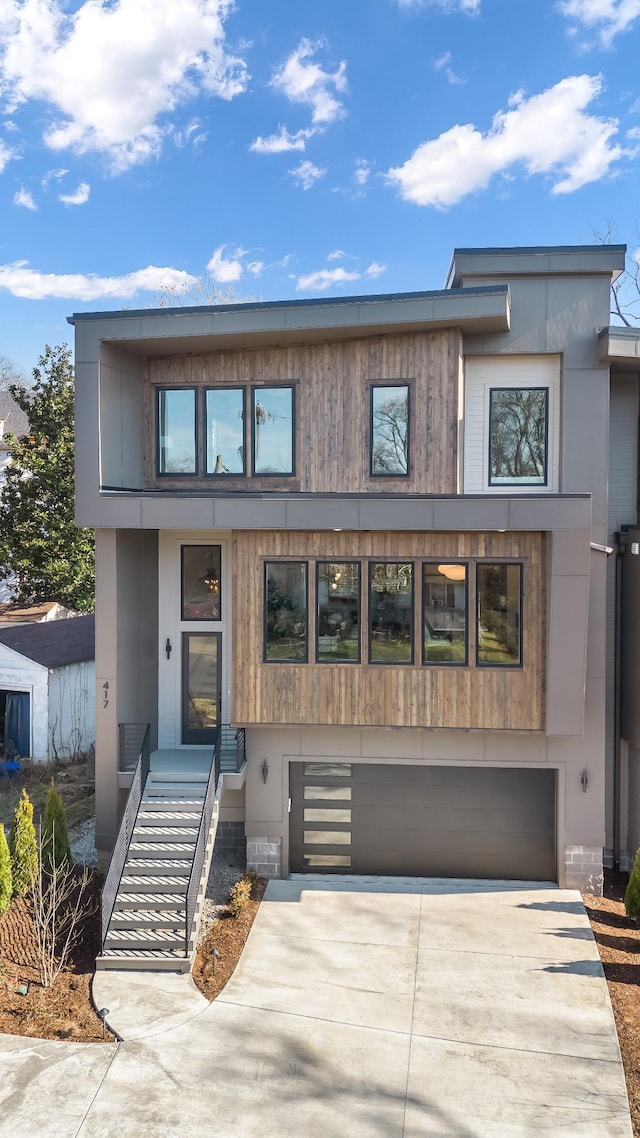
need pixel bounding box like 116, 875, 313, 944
446, 245, 627, 288
68, 285, 510, 357
599, 326, 640, 373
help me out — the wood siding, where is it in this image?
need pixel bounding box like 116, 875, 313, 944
233, 530, 545, 731
145, 330, 462, 493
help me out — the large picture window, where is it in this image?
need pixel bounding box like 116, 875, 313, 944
370, 384, 409, 476
316, 563, 360, 662
477, 564, 522, 666
181, 546, 222, 620
423, 563, 467, 664
253, 387, 294, 475
157, 388, 196, 475
489, 388, 548, 485
369, 562, 413, 663
205, 388, 245, 475
264, 562, 307, 661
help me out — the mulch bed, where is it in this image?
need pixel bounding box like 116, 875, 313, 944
192, 876, 267, 1000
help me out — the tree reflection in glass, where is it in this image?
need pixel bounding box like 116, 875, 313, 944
317, 563, 360, 661
369, 562, 413, 662
371, 386, 409, 475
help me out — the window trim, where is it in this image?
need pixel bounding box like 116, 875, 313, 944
315, 561, 361, 664
422, 561, 469, 667
369, 382, 411, 479
368, 560, 414, 665
263, 560, 308, 663
475, 561, 523, 668
156, 386, 197, 478
251, 385, 296, 478
204, 386, 246, 477
487, 386, 549, 488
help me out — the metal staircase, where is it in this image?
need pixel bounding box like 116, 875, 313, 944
96, 726, 246, 973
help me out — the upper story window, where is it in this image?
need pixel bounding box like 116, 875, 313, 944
369, 562, 413, 663
370, 384, 409, 477
253, 387, 295, 475
423, 563, 467, 664
206, 388, 245, 475
477, 563, 521, 666
181, 545, 222, 620
264, 561, 307, 662
157, 388, 196, 475
317, 562, 360, 662
489, 388, 548, 486
463, 356, 560, 495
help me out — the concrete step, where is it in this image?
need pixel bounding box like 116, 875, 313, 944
119, 875, 188, 892
128, 843, 197, 859
110, 910, 186, 931
115, 892, 185, 910
122, 859, 192, 875
105, 928, 185, 952
96, 951, 190, 972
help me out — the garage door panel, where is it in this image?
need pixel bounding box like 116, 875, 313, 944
290, 762, 556, 880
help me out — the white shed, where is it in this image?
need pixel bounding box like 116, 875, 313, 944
0, 614, 95, 762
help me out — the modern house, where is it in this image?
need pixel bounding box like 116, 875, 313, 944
70, 243, 640, 970
0, 613, 95, 762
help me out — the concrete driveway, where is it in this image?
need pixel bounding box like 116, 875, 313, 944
2, 877, 633, 1137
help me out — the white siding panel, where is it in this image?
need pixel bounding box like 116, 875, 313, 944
0, 643, 48, 761
48, 661, 95, 760
464, 356, 561, 494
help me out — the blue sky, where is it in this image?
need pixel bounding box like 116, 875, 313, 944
1, 0, 639, 377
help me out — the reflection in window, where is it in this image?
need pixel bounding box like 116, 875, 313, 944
182, 633, 219, 743
369, 563, 413, 663
423, 564, 467, 664
317, 562, 360, 662
489, 388, 547, 485
477, 564, 522, 665
157, 389, 196, 474
253, 387, 294, 475
371, 385, 409, 476
265, 562, 307, 661
206, 388, 244, 474
181, 546, 222, 620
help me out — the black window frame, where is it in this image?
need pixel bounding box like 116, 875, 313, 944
422, 561, 469, 667
204, 386, 246, 477
156, 386, 197, 477
475, 561, 523, 668
488, 386, 549, 488
181, 630, 221, 744
252, 385, 296, 478
369, 382, 411, 479
263, 560, 308, 663
180, 544, 222, 622
368, 560, 414, 665
315, 561, 361, 664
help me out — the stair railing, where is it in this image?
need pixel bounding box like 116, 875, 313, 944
185, 726, 222, 954
101, 724, 151, 948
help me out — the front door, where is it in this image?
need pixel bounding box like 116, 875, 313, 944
181, 632, 221, 744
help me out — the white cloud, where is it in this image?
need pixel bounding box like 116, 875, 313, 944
0, 0, 248, 170
289, 159, 326, 190
434, 50, 465, 84
250, 124, 312, 153
0, 137, 16, 170
13, 186, 36, 209
387, 75, 624, 208
206, 244, 246, 282
327, 249, 347, 260
58, 180, 90, 205
0, 260, 198, 300
41, 167, 67, 188
296, 267, 362, 291
558, 1, 640, 45
247, 260, 264, 276
396, 1, 480, 12
365, 262, 387, 278
271, 39, 347, 126
354, 158, 371, 185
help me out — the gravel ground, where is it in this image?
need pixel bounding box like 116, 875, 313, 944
198, 847, 247, 942
69, 817, 98, 867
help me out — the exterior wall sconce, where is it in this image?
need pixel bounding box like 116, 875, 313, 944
260, 759, 269, 784
165, 638, 172, 660
580, 769, 589, 793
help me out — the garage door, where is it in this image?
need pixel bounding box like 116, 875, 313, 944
290, 763, 556, 880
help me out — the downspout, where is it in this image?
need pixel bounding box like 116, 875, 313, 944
614, 533, 623, 872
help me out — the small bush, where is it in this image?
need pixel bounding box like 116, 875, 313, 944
42, 781, 72, 876
625, 848, 640, 921
228, 877, 252, 916
0, 823, 12, 916
10, 789, 38, 896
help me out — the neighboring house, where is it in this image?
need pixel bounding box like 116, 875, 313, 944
70, 243, 640, 968
0, 601, 79, 626
0, 614, 95, 762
